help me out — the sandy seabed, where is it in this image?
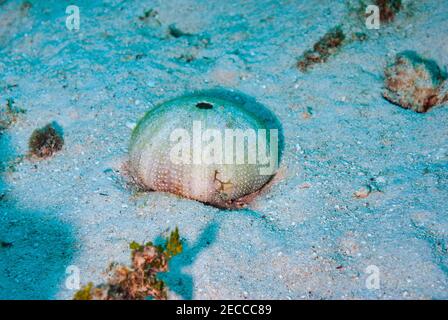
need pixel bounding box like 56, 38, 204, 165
0, 0, 447, 299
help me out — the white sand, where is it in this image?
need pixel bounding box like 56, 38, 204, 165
0, 0, 447, 299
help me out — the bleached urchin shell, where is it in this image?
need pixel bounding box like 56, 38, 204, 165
129, 89, 283, 208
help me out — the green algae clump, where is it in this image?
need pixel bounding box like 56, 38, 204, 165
164, 227, 182, 258
73, 282, 94, 300
73, 228, 183, 300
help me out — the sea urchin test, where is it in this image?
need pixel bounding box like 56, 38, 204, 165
129, 89, 283, 208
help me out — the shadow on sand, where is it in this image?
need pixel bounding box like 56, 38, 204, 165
0, 130, 75, 299
157, 222, 219, 300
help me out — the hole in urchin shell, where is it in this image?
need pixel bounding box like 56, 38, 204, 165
196, 102, 213, 109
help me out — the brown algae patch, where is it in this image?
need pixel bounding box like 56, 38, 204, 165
383, 51, 448, 113
28, 122, 64, 158
297, 26, 346, 72
375, 0, 402, 23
